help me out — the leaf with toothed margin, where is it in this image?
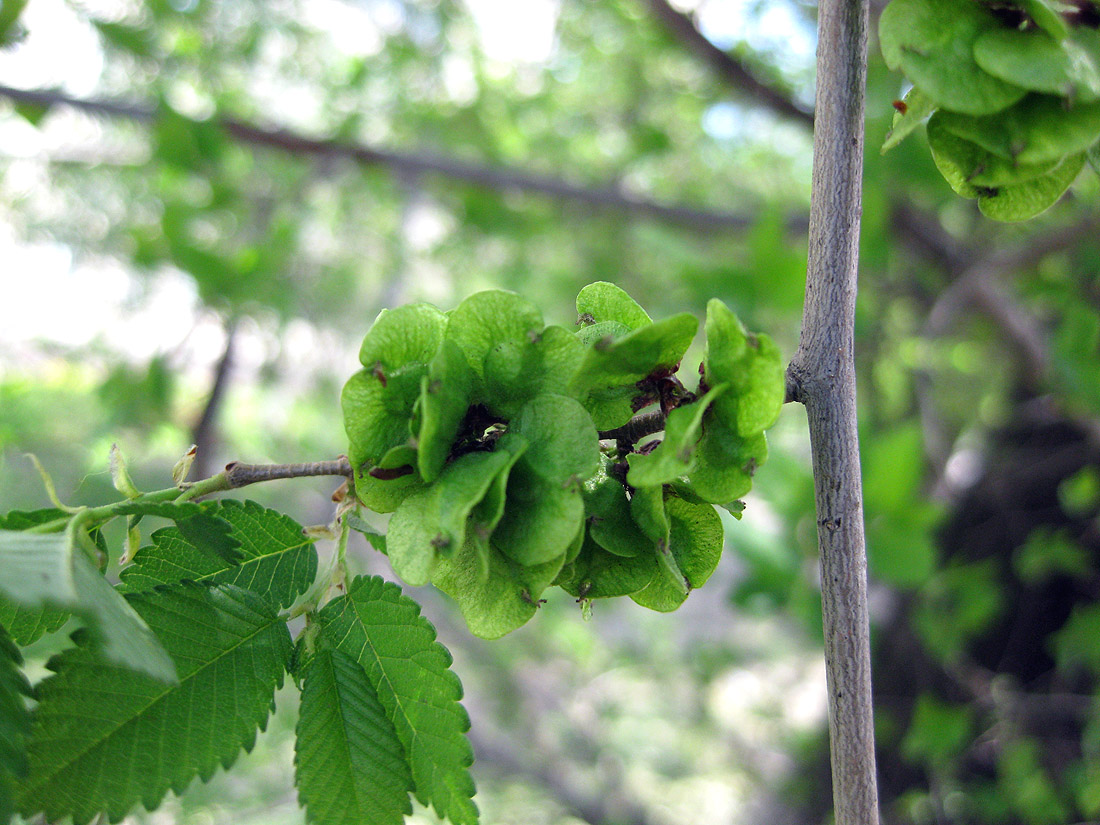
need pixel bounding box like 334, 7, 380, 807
295, 647, 414, 825
630, 496, 724, 612
119, 500, 317, 611
17, 582, 292, 825
109, 502, 240, 564
0, 509, 84, 646
0, 526, 174, 682
0, 626, 31, 824
316, 576, 478, 825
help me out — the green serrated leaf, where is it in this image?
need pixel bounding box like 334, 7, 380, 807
575, 281, 652, 331
119, 500, 317, 610
112, 501, 241, 563
18, 582, 292, 825
388, 451, 517, 586
973, 27, 1100, 102
0, 530, 78, 607
69, 554, 176, 682
627, 385, 728, 487
0, 627, 31, 825
0, 512, 82, 640
878, 0, 1027, 115
882, 86, 937, 153
433, 535, 567, 639
346, 515, 388, 554
0, 526, 174, 681
703, 299, 785, 437
935, 94, 1100, 165
295, 647, 414, 825
317, 576, 478, 825
0, 599, 68, 647
630, 496, 724, 612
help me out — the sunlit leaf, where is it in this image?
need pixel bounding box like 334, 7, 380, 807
316, 576, 477, 825
0, 627, 30, 825
120, 500, 317, 610
19, 583, 291, 824
295, 647, 414, 825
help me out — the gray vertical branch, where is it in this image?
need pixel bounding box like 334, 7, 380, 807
786, 0, 879, 823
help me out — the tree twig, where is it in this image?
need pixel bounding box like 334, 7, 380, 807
221, 458, 352, 489
785, 0, 879, 822
645, 0, 814, 127
190, 318, 238, 480
597, 411, 666, 446
0, 83, 767, 232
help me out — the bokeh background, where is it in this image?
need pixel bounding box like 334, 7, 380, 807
2, 1, 1100, 823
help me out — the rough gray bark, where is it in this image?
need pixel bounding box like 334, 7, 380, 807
785, 1, 880, 823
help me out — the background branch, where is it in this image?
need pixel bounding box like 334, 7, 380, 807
645, 0, 814, 126
0, 83, 769, 232
190, 318, 238, 480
